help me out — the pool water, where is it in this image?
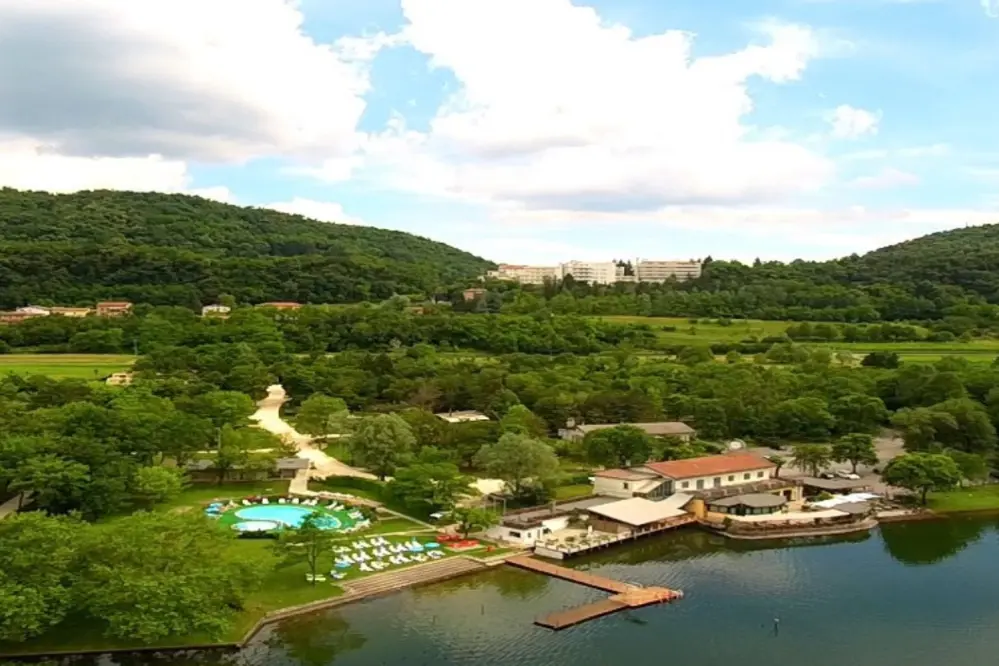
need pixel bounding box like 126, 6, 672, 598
235, 505, 343, 529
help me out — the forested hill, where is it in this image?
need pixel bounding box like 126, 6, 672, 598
0, 188, 492, 308
849, 224, 999, 296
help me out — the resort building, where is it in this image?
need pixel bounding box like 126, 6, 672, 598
705, 493, 786, 517
96, 301, 133, 317
105, 372, 134, 386
462, 288, 486, 301
434, 410, 490, 424
201, 304, 232, 317
486, 264, 559, 284
256, 302, 302, 310
15, 306, 52, 316
634, 260, 703, 282
560, 421, 695, 442
0, 311, 45, 324
185, 457, 310, 483
49, 307, 92, 317
559, 260, 618, 285
585, 495, 694, 535
486, 497, 609, 546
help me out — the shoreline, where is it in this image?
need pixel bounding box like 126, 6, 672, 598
5, 505, 999, 661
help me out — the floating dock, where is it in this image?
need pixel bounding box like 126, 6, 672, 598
507, 555, 683, 630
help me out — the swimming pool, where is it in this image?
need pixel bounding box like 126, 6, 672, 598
235, 505, 343, 529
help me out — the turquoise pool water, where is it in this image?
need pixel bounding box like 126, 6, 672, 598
235, 505, 342, 529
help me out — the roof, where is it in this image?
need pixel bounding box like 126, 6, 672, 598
575, 422, 695, 436
832, 501, 871, 515
97, 301, 132, 307
594, 468, 658, 481
708, 493, 786, 509
586, 497, 688, 527
642, 453, 774, 480
501, 496, 611, 527
258, 302, 301, 307
435, 410, 490, 423
186, 457, 308, 471
276, 457, 310, 470
800, 477, 871, 491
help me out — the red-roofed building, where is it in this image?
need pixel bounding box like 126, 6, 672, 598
95, 301, 133, 317
593, 453, 792, 500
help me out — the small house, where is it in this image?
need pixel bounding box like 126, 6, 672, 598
96, 301, 133, 317
434, 410, 490, 424
560, 421, 696, 442
256, 302, 302, 311
201, 304, 232, 317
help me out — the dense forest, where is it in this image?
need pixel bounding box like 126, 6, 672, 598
0, 189, 492, 307
476, 225, 999, 324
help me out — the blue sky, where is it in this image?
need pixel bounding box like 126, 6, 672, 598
0, 0, 997, 263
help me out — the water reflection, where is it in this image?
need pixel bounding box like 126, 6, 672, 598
880, 517, 992, 565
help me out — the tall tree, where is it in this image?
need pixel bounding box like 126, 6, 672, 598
295, 394, 351, 443
882, 452, 961, 505
274, 512, 339, 586
790, 443, 832, 477
831, 433, 878, 474
349, 414, 416, 480
0, 513, 84, 642
389, 454, 470, 514
499, 405, 548, 438
474, 433, 559, 498
449, 506, 499, 538
583, 425, 653, 468
77, 512, 263, 642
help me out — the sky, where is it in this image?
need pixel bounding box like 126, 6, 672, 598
0, 0, 997, 264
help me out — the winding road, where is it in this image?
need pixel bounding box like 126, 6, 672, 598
251, 384, 376, 494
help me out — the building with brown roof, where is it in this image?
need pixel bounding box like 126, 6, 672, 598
256, 302, 302, 310
560, 421, 695, 442
96, 301, 133, 317
592, 453, 798, 503
0, 311, 45, 324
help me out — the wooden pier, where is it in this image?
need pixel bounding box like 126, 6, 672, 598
507, 555, 683, 630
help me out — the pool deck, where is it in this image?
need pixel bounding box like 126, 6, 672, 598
506, 555, 683, 630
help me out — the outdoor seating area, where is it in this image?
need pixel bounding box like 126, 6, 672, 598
329, 536, 446, 580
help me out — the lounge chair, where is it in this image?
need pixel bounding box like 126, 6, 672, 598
241, 499, 251, 506
412, 554, 428, 562
305, 574, 327, 582
332, 572, 347, 580
291, 497, 300, 504
428, 551, 444, 559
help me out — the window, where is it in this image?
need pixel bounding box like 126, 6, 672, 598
623, 482, 630, 490
696, 479, 705, 490
728, 475, 735, 482
757, 471, 764, 478
743, 473, 751, 480
509, 531, 522, 538
681, 481, 690, 489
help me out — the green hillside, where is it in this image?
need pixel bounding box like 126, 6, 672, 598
0, 188, 492, 308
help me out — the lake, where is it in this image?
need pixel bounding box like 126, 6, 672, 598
111, 516, 999, 666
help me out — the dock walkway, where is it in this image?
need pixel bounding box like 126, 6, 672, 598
506, 555, 683, 630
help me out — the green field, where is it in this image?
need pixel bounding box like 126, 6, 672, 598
0, 354, 136, 379
928, 486, 999, 513
594, 316, 999, 363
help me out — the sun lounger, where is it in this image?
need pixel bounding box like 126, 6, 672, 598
428, 551, 444, 559
398, 554, 411, 563
291, 498, 300, 504
305, 574, 326, 582
241, 499, 251, 506
412, 554, 427, 562
332, 572, 347, 580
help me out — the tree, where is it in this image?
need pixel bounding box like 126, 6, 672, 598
9, 455, 90, 515
349, 414, 416, 480
389, 455, 470, 513
473, 433, 559, 498
275, 512, 339, 586
583, 426, 653, 468
790, 443, 832, 477
499, 405, 548, 438
180, 390, 256, 429
891, 407, 957, 451
449, 506, 499, 538
767, 454, 787, 478
946, 450, 989, 485
830, 393, 889, 435
77, 512, 262, 642
861, 351, 900, 368
831, 433, 878, 474
132, 466, 186, 507
0, 513, 84, 642
296, 394, 351, 443
882, 452, 961, 504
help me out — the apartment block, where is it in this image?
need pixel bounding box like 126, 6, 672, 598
634, 260, 702, 282
559, 260, 619, 284
486, 264, 559, 284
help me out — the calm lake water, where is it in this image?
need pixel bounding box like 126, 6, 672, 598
100, 516, 999, 666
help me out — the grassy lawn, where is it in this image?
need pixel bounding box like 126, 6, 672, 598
365, 515, 427, 533
161, 481, 292, 511
0, 353, 136, 379
554, 484, 594, 500
927, 485, 999, 513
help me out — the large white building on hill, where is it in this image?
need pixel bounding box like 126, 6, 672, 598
486, 259, 702, 285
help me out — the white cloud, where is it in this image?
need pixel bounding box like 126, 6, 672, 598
0, 0, 379, 193
850, 168, 920, 189
264, 198, 363, 225
984, 0, 999, 18
828, 105, 881, 139
350, 0, 835, 213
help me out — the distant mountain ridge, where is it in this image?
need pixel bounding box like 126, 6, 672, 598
0, 188, 492, 308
